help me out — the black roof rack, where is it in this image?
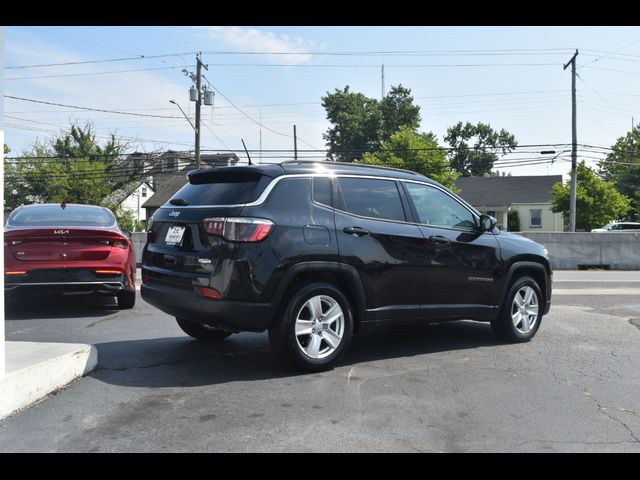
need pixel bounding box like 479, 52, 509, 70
280, 160, 421, 176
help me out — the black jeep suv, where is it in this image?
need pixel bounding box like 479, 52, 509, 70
141, 161, 552, 371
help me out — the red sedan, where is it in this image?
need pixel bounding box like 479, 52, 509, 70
4, 203, 137, 309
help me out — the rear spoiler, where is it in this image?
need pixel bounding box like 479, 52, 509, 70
187, 164, 284, 185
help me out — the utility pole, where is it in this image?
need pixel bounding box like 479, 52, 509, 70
564, 49, 579, 232
381, 64, 385, 100
293, 125, 298, 161
259, 108, 263, 164
194, 52, 208, 169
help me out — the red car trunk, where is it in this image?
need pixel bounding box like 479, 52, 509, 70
5, 227, 127, 262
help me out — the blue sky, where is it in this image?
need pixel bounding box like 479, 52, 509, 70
3, 26, 640, 178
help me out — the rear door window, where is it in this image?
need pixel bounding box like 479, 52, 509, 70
336, 177, 406, 222
313, 177, 332, 207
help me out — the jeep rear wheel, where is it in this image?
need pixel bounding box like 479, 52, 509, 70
176, 317, 233, 341
269, 282, 353, 372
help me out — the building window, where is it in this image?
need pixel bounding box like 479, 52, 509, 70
530, 209, 542, 228
163, 157, 178, 172
141, 187, 147, 198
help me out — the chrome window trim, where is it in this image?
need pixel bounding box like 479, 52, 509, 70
157, 172, 481, 231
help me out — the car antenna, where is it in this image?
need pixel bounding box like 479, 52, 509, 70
241, 138, 253, 166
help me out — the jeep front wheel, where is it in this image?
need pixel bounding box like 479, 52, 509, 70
491, 276, 543, 342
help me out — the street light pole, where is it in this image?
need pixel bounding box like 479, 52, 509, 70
169, 100, 196, 132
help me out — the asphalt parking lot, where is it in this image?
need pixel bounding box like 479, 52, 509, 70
2, 271, 639, 452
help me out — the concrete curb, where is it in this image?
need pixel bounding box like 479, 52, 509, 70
0, 341, 98, 420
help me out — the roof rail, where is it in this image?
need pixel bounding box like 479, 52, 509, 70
280, 160, 420, 176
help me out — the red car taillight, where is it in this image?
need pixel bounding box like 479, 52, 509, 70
202, 217, 274, 242
95, 269, 123, 276
97, 239, 128, 248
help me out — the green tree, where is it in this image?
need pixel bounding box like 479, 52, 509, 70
4, 122, 134, 221
321, 84, 421, 162
379, 85, 421, 142
551, 162, 631, 231
322, 86, 382, 162
598, 125, 640, 219
444, 121, 518, 176
358, 126, 458, 190
4, 144, 10, 155
113, 205, 146, 232
507, 209, 521, 232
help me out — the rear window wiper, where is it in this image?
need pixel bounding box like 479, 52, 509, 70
169, 198, 188, 206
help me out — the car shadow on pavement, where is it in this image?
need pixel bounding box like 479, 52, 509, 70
5, 294, 120, 320
92, 320, 504, 388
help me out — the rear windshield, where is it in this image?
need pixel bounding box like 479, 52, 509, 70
169, 174, 272, 206
8, 205, 115, 227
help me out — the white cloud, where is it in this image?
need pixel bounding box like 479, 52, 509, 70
200, 26, 313, 65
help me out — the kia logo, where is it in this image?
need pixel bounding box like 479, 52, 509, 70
54, 229, 69, 235
168, 211, 181, 217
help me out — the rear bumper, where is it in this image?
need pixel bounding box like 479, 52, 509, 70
4, 267, 134, 297
141, 282, 275, 332
5, 281, 127, 297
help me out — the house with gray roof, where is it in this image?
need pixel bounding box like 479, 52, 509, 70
454, 175, 564, 232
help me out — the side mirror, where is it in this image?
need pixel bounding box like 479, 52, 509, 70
479, 214, 497, 232
121, 228, 132, 238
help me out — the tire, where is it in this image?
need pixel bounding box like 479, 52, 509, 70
491, 275, 543, 343
269, 282, 353, 372
176, 317, 232, 341
117, 290, 136, 309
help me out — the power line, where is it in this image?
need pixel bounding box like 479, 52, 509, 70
4, 95, 185, 119
4, 47, 577, 70
25, 27, 144, 56
5, 64, 196, 81
176, 62, 562, 68
580, 65, 640, 76
201, 74, 321, 151
200, 48, 576, 57
5, 51, 198, 69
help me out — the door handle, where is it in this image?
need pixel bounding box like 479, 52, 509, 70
428, 235, 451, 245
343, 227, 370, 237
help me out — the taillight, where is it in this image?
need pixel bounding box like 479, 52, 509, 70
202, 218, 226, 236
97, 239, 127, 248
198, 286, 223, 299
95, 269, 122, 276
202, 217, 274, 242
5, 270, 27, 275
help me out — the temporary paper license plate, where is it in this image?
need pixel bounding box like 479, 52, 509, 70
164, 226, 186, 246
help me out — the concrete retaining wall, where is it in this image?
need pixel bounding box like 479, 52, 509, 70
131, 232, 640, 270
517, 232, 640, 270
